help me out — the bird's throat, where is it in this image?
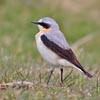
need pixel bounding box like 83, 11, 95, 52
39, 28, 51, 34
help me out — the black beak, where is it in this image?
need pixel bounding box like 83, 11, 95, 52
32, 21, 40, 24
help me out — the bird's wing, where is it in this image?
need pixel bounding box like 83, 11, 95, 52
44, 31, 70, 49
41, 34, 93, 78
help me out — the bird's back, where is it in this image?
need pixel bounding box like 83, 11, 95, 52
45, 30, 70, 50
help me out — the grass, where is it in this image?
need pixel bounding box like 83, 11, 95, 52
0, 0, 100, 99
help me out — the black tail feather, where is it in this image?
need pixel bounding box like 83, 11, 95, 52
84, 71, 93, 78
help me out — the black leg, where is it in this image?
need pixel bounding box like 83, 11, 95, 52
47, 69, 54, 84
60, 68, 63, 83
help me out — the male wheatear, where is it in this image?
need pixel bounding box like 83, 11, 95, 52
32, 17, 93, 84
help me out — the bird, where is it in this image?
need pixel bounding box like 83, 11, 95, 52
32, 17, 93, 84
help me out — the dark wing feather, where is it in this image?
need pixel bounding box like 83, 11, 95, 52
41, 35, 93, 78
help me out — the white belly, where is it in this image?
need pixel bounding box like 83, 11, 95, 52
35, 33, 59, 65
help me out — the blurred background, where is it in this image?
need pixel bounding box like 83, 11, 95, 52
0, 0, 100, 59
0, 0, 100, 99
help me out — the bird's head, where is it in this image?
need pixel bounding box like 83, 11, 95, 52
32, 17, 59, 32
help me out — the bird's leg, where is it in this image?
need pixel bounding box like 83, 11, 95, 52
60, 68, 63, 83
47, 69, 54, 84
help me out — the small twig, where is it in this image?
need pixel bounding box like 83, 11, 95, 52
0, 81, 34, 90
39, 72, 42, 83
63, 69, 73, 82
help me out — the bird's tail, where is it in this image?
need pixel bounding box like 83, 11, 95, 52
72, 59, 93, 78
84, 71, 93, 78
73, 62, 93, 78
75, 66, 93, 78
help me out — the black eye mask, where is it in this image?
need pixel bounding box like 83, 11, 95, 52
32, 21, 50, 29
39, 22, 50, 29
